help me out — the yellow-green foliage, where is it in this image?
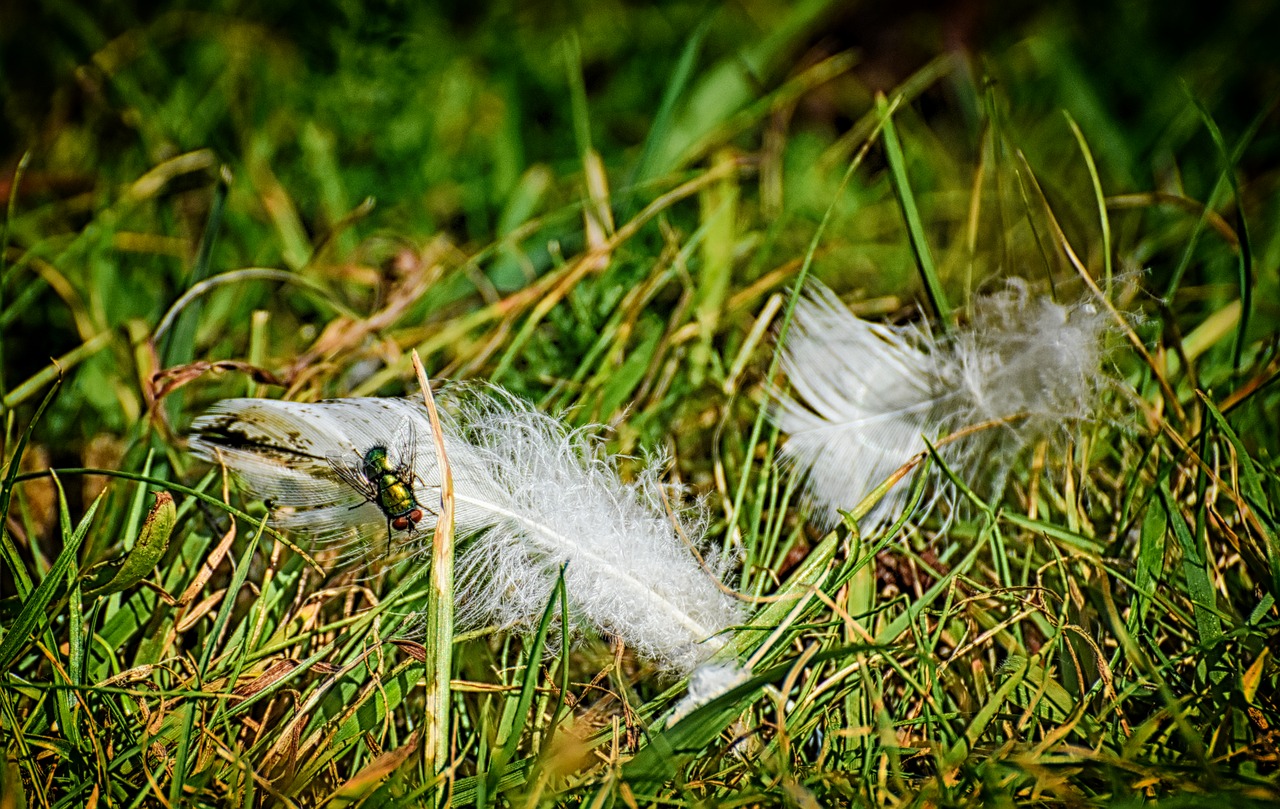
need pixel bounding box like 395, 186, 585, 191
1, 2, 1278, 806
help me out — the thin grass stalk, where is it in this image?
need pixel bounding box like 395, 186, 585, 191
1184, 89, 1266, 370
0, 150, 31, 415
151, 268, 358, 344
1012, 148, 1185, 424
0, 371, 61, 598
51, 472, 83, 749
413, 350, 456, 803
1163, 176, 1228, 304
692, 149, 738, 387
1064, 112, 1114, 299
877, 92, 952, 331
962, 123, 989, 302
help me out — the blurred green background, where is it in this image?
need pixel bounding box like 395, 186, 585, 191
3, 0, 1278, 483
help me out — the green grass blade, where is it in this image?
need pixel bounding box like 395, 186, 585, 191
1064, 111, 1113, 298
482, 567, 564, 798
169, 513, 267, 804
197, 513, 267, 677
690, 150, 738, 387
161, 167, 227, 369
877, 92, 952, 330
0, 373, 63, 598
0, 489, 104, 671
1161, 99, 1268, 302
161, 167, 228, 426
563, 34, 592, 160
51, 472, 84, 750
551, 573, 571, 741
1184, 89, 1259, 369
947, 650, 1034, 766
1158, 484, 1224, 645
627, 17, 711, 197
1199, 393, 1280, 595
1131, 492, 1168, 631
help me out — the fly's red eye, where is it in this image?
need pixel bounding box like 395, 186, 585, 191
409, 509, 423, 524
392, 516, 411, 531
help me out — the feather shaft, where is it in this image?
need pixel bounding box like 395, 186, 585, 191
451, 490, 717, 640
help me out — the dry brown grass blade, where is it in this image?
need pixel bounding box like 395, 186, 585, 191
285, 238, 452, 377
412, 349, 455, 800
323, 730, 421, 805
353, 156, 750, 394
1106, 192, 1240, 250
1219, 353, 1280, 413
150, 360, 284, 401
232, 659, 302, 700
174, 588, 226, 632
270, 646, 380, 772
176, 506, 236, 607
582, 148, 615, 266
1014, 149, 1186, 423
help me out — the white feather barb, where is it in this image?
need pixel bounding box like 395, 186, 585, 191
773, 280, 1116, 528
189, 385, 742, 674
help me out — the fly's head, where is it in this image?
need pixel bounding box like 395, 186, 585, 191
391, 508, 425, 532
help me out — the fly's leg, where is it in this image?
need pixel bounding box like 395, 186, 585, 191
407, 470, 444, 518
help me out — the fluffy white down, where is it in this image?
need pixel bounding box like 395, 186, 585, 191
190, 386, 742, 675
773, 281, 1114, 528
666, 662, 752, 726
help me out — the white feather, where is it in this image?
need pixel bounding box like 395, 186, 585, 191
190, 385, 742, 674
773, 280, 1114, 528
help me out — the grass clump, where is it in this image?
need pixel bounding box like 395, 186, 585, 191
2, 1, 1279, 806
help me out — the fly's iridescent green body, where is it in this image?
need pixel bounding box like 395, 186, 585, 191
360, 445, 425, 532
328, 435, 430, 537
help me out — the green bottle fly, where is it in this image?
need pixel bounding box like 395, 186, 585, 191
329, 442, 428, 534
360, 446, 425, 532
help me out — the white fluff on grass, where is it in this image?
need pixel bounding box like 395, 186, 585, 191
189, 386, 742, 675
665, 662, 752, 726
773, 280, 1115, 528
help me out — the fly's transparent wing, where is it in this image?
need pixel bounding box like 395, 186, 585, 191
389, 412, 456, 519
326, 451, 378, 503
387, 417, 419, 480
190, 397, 438, 542
386, 415, 443, 517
